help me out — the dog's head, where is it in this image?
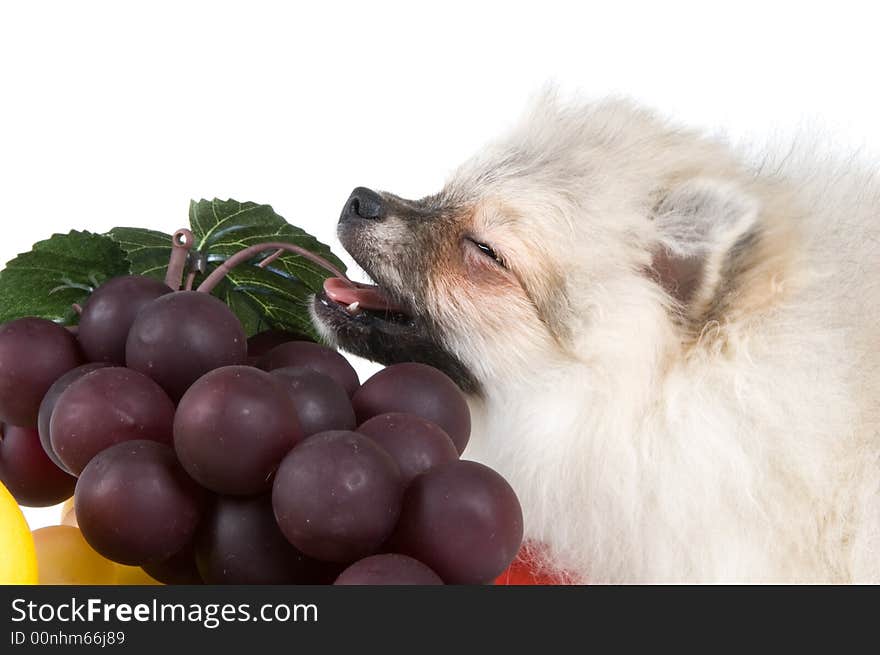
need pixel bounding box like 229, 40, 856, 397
313, 95, 779, 394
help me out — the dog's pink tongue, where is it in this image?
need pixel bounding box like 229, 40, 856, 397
323, 277, 402, 312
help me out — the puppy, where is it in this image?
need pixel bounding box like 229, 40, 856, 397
312, 93, 880, 583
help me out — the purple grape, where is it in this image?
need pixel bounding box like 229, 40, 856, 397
126, 291, 247, 401
75, 440, 206, 565
358, 413, 459, 485
393, 460, 523, 584
196, 494, 325, 584
261, 341, 359, 396
174, 366, 303, 495
271, 367, 356, 436
0, 423, 76, 507
141, 545, 203, 585
272, 430, 403, 563
353, 363, 471, 454
247, 330, 313, 365
50, 367, 175, 475
0, 317, 83, 427
78, 275, 172, 365
37, 362, 110, 473
334, 554, 443, 585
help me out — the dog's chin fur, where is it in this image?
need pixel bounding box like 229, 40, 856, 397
317, 92, 880, 583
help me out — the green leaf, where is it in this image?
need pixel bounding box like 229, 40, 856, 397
106, 227, 173, 282
213, 267, 318, 336
0, 199, 346, 342
214, 279, 270, 337
0, 231, 130, 325
188, 198, 345, 338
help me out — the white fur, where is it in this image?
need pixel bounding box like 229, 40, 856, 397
445, 94, 880, 583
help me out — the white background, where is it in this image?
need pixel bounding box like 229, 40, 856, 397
2, 0, 878, 530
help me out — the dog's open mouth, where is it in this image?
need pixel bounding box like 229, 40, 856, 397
310, 189, 479, 393
311, 262, 477, 392
315, 277, 415, 328
316, 276, 414, 326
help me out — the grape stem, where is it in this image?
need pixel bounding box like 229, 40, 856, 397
165, 229, 196, 290
196, 242, 348, 294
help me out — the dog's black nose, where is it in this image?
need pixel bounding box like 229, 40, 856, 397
341, 187, 385, 222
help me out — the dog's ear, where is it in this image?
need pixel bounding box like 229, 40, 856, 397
650, 178, 760, 310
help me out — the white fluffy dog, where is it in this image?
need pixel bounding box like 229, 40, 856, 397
313, 93, 880, 583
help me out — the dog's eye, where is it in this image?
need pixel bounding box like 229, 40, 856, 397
469, 239, 505, 267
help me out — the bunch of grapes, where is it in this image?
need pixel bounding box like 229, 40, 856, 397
0, 261, 523, 585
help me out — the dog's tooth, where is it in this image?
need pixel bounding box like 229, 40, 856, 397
347, 301, 360, 313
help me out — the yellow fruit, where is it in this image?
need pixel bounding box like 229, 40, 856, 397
0, 482, 38, 584
60, 497, 77, 527
114, 565, 162, 585
32, 525, 116, 585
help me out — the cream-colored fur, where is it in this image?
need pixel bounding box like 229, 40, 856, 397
440, 94, 880, 583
